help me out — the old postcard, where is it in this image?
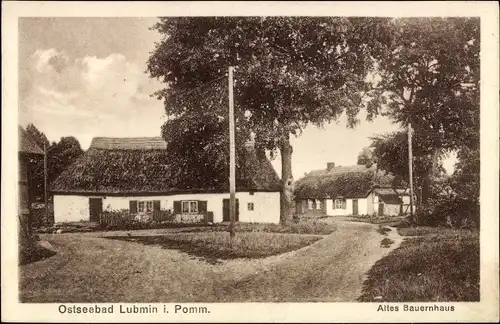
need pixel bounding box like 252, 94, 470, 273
2, 1, 499, 323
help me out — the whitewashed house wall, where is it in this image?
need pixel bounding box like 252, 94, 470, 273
54, 191, 280, 224
325, 197, 369, 216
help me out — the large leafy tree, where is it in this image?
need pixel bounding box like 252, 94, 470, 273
147, 17, 392, 223
364, 17, 479, 205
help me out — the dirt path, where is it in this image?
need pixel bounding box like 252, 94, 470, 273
212, 220, 403, 302
20, 221, 401, 302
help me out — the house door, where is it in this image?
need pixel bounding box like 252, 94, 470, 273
89, 198, 103, 222
352, 199, 359, 216
378, 203, 384, 216
222, 199, 239, 222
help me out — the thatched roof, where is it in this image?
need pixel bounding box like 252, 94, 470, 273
19, 126, 44, 155
51, 137, 281, 194
294, 164, 394, 199
90, 137, 167, 150
373, 188, 403, 204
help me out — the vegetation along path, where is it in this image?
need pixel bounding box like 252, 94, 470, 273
20, 220, 401, 302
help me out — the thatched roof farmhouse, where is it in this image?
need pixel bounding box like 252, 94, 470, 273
52, 137, 281, 224
295, 163, 412, 217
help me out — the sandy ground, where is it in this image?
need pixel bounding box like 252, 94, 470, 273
19, 220, 402, 302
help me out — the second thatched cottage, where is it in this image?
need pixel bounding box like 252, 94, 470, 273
294, 163, 414, 217
51, 137, 281, 224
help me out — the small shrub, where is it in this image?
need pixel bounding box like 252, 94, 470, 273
377, 226, 391, 236
380, 238, 394, 248
412, 197, 479, 228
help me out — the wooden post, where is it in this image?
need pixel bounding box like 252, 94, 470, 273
44, 143, 49, 226
228, 66, 236, 240
407, 123, 414, 221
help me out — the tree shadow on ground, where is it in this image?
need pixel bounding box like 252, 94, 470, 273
105, 236, 227, 265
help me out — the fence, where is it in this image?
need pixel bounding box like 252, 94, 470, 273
99, 209, 213, 229
100, 210, 135, 228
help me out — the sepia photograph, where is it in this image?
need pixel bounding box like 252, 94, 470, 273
2, 1, 499, 323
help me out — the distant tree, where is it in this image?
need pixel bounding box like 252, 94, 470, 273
370, 131, 447, 204
48, 136, 84, 183
356, 147, 375, 168
147, 17, 392, 223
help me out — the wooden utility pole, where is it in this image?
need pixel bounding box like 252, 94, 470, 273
407, 123, 414, 219
44, 142, 49, 225
228, 66, 236, 240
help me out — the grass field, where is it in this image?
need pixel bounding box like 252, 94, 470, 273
359, 227, 480, 302
106, 231, 323, 264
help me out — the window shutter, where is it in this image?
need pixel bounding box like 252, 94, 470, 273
198, 200, 207, 213
332, 199, 336, 210
173, 201, 181, 214
342, 200, 346, 209
129, 200, 138, 214
153, 200, 161, 212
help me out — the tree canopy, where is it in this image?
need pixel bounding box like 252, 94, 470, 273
365, 18, 479, 151
363, 17, 479, 206
148, 17, 392, 149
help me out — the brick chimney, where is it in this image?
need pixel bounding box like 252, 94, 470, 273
327, 162, 336, 171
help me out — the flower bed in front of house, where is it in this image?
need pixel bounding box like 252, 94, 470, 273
106, 231, 322, 264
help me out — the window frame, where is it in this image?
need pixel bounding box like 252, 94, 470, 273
146, 201, 153, 213
181, 200, 199, 214
138, 201, 145, 213
248, 202, 254, 211
334, 198, 345, 209
137, 200, 155, 213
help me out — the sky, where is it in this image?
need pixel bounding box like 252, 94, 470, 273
18, 17, 456, 180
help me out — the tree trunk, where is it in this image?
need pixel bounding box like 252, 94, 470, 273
280, 134, 294, 224
421, 149, 440, 205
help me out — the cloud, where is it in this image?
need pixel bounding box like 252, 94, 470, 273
20, 49, 164, 148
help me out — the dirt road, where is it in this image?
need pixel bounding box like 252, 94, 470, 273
20, 220, 401, 302
212, 220, 403, 302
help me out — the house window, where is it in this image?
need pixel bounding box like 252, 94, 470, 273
316, 199, 322, 210
146, 201, 153, 212
248, 202, 254, 211
182, 201, 198, 214
334, 199, 346, 209
137, 200, 154, 213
